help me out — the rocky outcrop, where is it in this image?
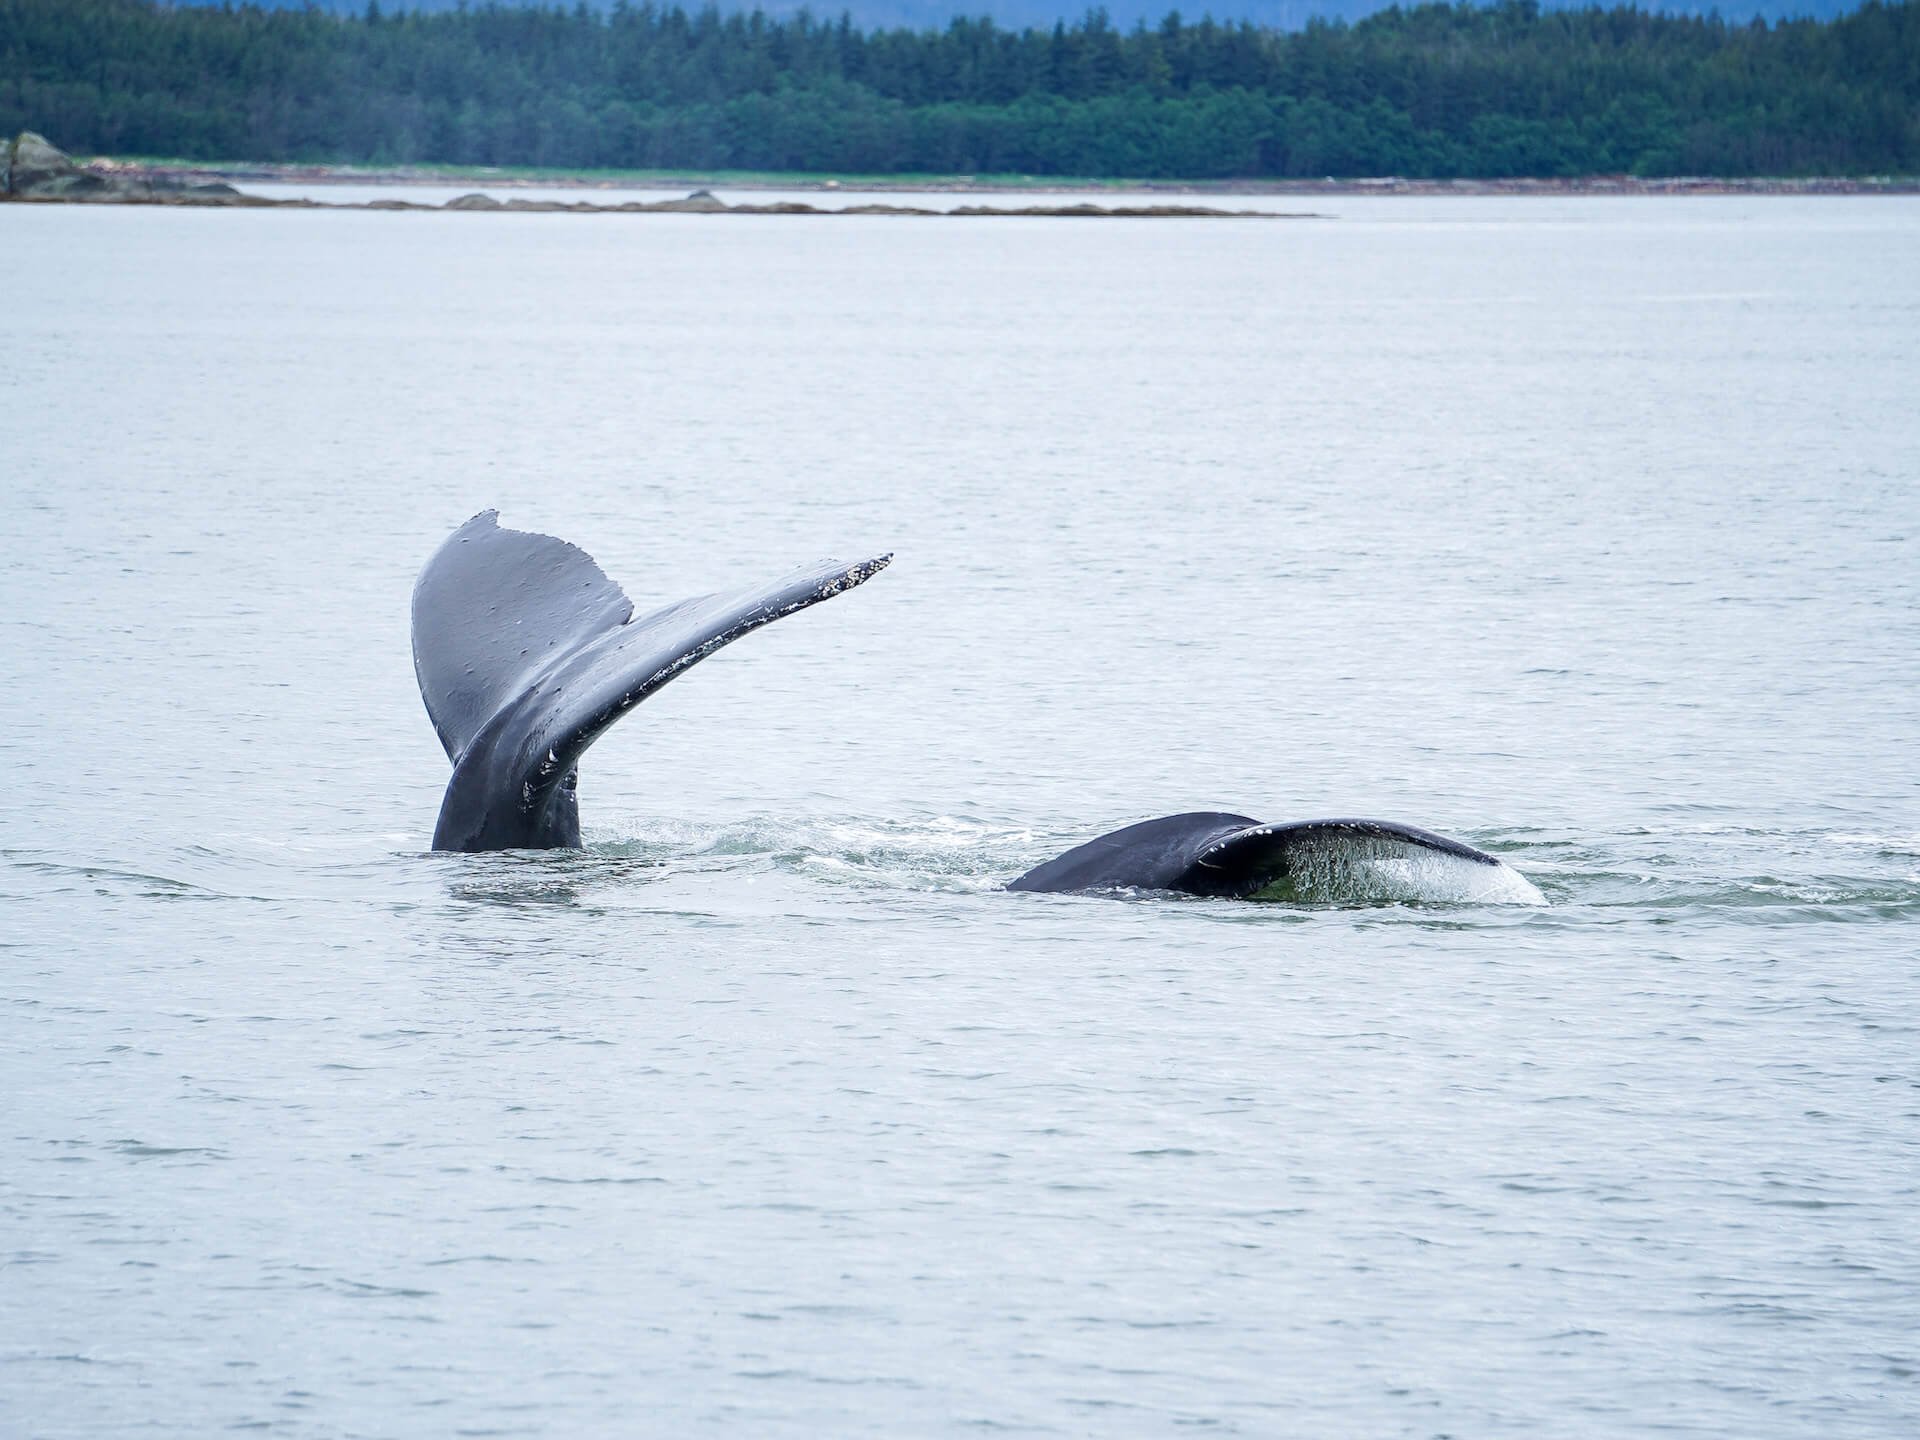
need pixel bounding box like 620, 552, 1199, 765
7, 131, 113, 196
643, 188, 731, 213
4, 130, 266, 203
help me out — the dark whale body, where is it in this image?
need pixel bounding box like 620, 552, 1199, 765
414, 516, 1527, 900
414, 511, 889, 852
1007, 811, 1506, 898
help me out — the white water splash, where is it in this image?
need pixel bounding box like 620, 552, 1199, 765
1252, 836, 1547, 906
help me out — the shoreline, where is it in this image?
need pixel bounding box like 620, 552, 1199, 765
88, 156, 1920, 198
2, 132, 1298, 217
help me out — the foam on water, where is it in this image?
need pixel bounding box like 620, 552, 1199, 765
1249, 835, 1550, 906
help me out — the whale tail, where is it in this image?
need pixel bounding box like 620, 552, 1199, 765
413, 511, 890, 853
1009, 812, 1542, 904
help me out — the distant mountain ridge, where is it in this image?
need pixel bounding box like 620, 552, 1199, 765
210, 0, 1870, 29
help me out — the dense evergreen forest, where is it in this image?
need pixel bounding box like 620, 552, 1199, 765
3, 0, 1915, 178
191, 0, 1877, 28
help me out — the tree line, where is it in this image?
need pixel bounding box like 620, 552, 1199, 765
2, 0, 1915, 177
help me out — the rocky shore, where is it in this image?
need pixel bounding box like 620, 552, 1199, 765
1, 132, 1295, 217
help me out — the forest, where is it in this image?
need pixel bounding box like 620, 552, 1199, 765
2, 0, 1915, 178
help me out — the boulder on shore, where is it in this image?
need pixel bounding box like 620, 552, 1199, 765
7, 131, 116, 197
648, 189, 730, 212
4, 130, 260, 203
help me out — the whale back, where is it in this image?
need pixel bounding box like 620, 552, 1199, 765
1007, 812, 1262, 893
1010, 813, 1529, 902
412, 510, 632, 761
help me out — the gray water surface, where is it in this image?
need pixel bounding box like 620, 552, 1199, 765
4, 198, 1919, 1436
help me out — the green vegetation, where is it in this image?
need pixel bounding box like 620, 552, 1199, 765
3, 0, 1915, 178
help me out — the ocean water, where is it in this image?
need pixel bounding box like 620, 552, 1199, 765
3, 196, 1918, 1437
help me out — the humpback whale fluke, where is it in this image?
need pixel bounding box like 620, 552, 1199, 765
414, 511, 890, 852
1010, 812, 1544, 904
